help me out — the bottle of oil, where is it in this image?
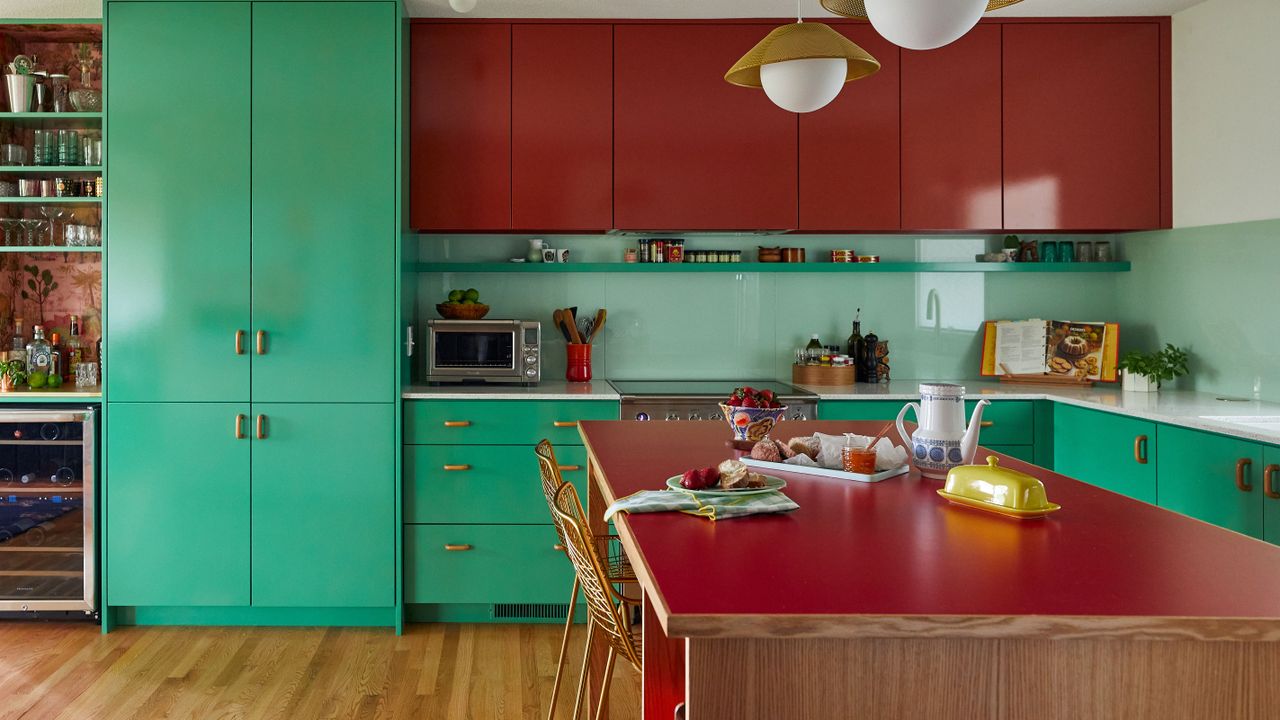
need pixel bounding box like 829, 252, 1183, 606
845, 309, 865, 381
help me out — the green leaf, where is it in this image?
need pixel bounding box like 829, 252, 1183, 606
26, 279, 36, 292
47, 282, 58, 293
41, 269, 52, 283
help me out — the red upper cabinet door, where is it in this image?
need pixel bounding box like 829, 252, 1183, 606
1003, 23, 1161, 231
901, 25, 1002, 231
798, 25, 900, 232
614, 24, 797, 231
410, 23, 511, 232
512, 24, 613, 231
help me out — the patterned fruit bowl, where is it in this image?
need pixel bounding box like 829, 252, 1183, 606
719, 403, 788, 443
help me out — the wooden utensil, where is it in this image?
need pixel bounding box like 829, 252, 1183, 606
552, 309, 573, 343
868, 421, 893, 447
563, 308, 583, 344
591, 309, 606, 342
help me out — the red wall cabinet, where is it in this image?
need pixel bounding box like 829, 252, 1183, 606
410, 23, 511, 231
1002, 22, 1163, 231
798, 25, 900, 232
901, 25, 1002, 231
614, 24, 798, 231
512, 24, 614, 231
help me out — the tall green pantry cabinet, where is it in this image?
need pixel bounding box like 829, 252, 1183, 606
104, 1, 403, 629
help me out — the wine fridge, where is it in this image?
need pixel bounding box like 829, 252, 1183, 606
0, 408, 95, 616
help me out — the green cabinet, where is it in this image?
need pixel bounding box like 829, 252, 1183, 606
405, 444, 587, 524
251, 403, 395, 607
105, 0, 400, 619
1053, 404, 1157, 504
1265, 448, 1280, 545
405, 524, 572, 605
106, 1, 251, 402
106, 403, 250, 606
249, 1, 396, 404
1157, 426, 1264, 539
404, 399, 619, 445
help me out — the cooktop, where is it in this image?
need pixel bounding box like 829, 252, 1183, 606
608, 380, 813, 398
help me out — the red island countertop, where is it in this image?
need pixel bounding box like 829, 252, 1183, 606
579, 420, 1280, 641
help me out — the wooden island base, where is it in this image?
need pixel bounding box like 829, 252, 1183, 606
675, 632, 1280, 719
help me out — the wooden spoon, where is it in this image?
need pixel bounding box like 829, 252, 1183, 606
591, 309, 606, 342
552, 309, 572, 343
563, 308, 583, 344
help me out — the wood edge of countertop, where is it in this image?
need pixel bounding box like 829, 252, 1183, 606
662, 613, 1280, 643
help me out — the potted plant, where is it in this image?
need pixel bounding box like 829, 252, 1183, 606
0, 359, 26, 392
1118, 344, 1189, 392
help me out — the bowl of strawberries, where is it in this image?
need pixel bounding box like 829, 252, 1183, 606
719, 386, 788, 443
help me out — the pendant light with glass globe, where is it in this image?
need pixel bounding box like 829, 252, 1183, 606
820, 0, 1025, 51
725, 0, 881, 114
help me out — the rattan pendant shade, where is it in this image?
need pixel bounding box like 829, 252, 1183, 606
725, 21, 881, 88
819, 0, 1025, 17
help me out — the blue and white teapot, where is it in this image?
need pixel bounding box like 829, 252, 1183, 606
895, 383, 990, 480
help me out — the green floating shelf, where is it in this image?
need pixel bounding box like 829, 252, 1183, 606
0, 112, 102, 126
0, 246, 100, 253
0, 196, 100, 203
0, 166, 101, 173
414, 261, 1132, 274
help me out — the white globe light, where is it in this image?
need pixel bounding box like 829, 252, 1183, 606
449, 0, 477, 13
760, 58, 848, 114
865, 0, 986, 50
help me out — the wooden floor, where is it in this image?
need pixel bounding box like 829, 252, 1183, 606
0, 622, 641, 720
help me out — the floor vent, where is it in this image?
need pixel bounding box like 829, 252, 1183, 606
492, 603, 570, 621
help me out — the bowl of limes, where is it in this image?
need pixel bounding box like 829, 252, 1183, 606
437, 288, 490, 320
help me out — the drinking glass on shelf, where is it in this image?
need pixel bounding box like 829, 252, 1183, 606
64, 223, 84, 246
87, 225, 100, 246
0, 218, 19, 247
0, 143, 25, 165
31, 129, 47, 166
75, 361, 98, 388
19, 218, 46, 247
37, 206, 67, 246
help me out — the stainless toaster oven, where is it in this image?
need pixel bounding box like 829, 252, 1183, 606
425, 319, 541, 385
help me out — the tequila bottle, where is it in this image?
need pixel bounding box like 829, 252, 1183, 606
26, 325, 52, 377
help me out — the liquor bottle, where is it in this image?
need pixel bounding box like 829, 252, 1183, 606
26, 325, 52, 377
66, 315, 83, 381
49, 331, 63, 380
805, 334, 823, 365
10, 317, 25, 366
845, 309, 866, 382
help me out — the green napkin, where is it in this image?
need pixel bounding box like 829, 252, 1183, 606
604, 489, 799, 522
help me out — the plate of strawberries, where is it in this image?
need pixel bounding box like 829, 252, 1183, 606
666, 459, 787, 496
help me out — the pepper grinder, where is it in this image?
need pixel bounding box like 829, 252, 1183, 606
861, 332, 880, 383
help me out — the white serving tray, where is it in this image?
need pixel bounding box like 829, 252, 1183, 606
740, 458, 911, 484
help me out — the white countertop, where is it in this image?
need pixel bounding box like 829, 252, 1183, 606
402, 380, 620, 401
796, 380, 1280, 446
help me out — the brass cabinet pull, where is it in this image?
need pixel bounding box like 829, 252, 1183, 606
980, 421, 994, 428
1265, 465, 1280, 500
256, 330, 266, 355
553, 421, 578, 428
553, 544, 567, 552
1134, 435, 1148, 465
558, 465, 583, 472
235, 330, 245, 355
234, 414, 246, 439
1236, 458, 1253, 492
256, 414, 266, 440
443, 420, 472, 428
442, 464, 471, 471
443, 544, 472, 552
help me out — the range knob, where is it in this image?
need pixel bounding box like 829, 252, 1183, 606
791, 411, 808, 421
709, 412, 722, 421
634, 412, 650, 421
687, 411, 702, 421
665, 412, 680, 421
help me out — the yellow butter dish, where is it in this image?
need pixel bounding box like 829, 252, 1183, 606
937, 456, 1061, 520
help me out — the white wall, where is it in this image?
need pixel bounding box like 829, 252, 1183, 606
1173, 0, 1280, 227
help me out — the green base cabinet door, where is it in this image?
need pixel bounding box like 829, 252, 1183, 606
1053, 404, 1157, 504
406, 525, 573, 605
1157, 426, 1263, 538
106, 1, 251, 402
820, 400, 1034, 446
250, 403, 395, 607
107, 403, 250, 606
249, 1, 397, 404
406, 445, 586, 524
1265, 447, 1280, 545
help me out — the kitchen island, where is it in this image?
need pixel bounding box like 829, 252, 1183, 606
579, 420, 1280, 719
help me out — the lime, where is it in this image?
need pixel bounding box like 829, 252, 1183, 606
460, 299, 475, 305
464, 288, 480, 302
46, 373, 62, 388
448, 289, 464, 302
28, 371, 46, 389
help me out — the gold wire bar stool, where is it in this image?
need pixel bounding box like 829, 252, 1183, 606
536, 440, 636, 720
551, 479, 643, 720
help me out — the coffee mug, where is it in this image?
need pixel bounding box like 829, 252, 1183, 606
542, 248, 557, 263
556, 248, 570, 263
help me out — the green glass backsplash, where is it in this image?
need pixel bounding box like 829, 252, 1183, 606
418, 234, 1123, 382
1117, 218, 1280, 401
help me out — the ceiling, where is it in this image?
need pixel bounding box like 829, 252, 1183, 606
0, 0, 1209, 19
408, 0, 1206, 18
